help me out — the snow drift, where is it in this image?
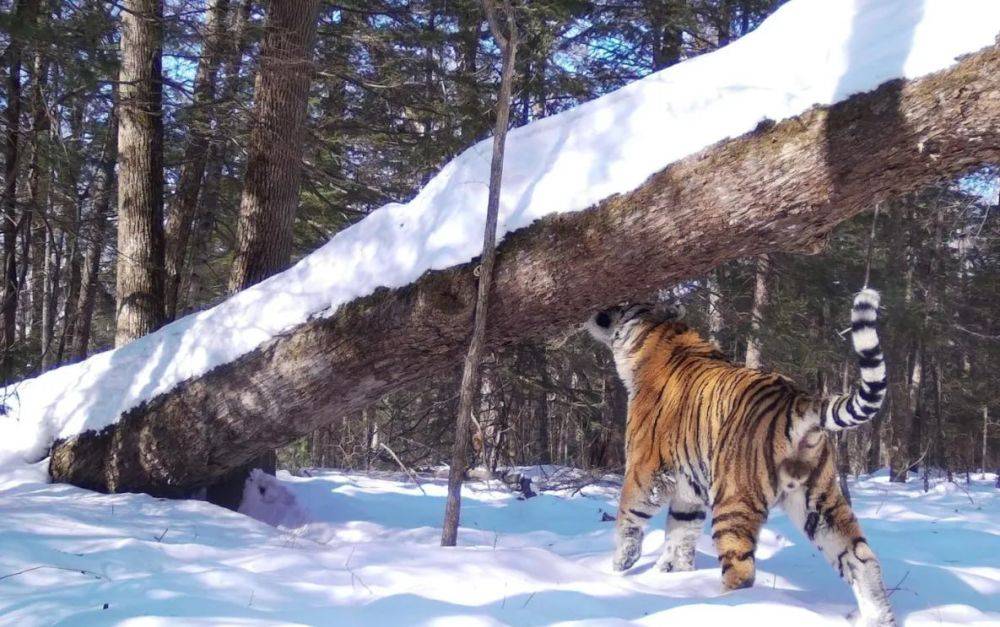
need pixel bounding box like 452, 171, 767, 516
1, 468, 997, 625
3, 0, 1000, 467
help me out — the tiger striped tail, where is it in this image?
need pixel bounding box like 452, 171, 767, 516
822, 289, 887, 431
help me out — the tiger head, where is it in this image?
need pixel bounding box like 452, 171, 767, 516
584, 301, 684, 348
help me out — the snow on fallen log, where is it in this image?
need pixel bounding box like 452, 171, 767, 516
0, 0, 997, 490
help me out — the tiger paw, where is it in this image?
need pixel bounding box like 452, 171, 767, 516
612, 534, 642, 572
655, 551, 695, 573
847, 608, 896, 627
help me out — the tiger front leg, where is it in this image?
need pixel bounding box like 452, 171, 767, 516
711, 498, 766, 590
613, 467, 668, 572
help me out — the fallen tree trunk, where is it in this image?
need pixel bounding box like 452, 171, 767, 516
50, 44, 1000, 495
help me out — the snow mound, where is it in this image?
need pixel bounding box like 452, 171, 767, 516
3, 0, 1000, 466
238, 469, 312, 529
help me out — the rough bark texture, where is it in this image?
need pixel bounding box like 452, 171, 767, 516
114, 0, 166, 346
164, 0, 229, 320
744, 253, 769, 369
227, 0, 320, 292
163, 0, 230, 320
72, 109, 119, 362
182, 0, 253, 314
206, 0, 320, 509
49, 44, 1000, 495
1, 0, 41, 376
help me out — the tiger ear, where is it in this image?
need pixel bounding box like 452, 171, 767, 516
653, 301, 685, 320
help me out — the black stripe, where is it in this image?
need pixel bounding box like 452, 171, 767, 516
805, 511, 819, 539
629, 508, 652, 519
858, 355, 882, 368
858, 386, 883, 403
669, 509, 706, 522
846, 401, 867, 423
851, 320, 876, 332
852, 301, 876, 312
864, 379, 887, 393
858, 346, 882, 359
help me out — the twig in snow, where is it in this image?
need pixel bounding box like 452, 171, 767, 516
521, 591, 536, 609
154, 528, 170, 542
379, 443, 427, 495
886, 569, 911, 598
0, 564, 105, 582
947, 478, 978, 507
345, 545, 373, 595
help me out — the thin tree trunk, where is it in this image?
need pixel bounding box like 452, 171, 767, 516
744, 254, 768, 369
164, 0, 231, 320
983, 405, 989, 477
182, 0, 253, 314
706, 270, 723, 343
23, 40, 50, 362
441, 0, 518, 547
39, 229, 61, 368
72, 106, 119, 361
114, 0, 166, 346
1, 0, 41, 378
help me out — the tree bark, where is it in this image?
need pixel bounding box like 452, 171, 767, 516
1, 0, 41, 378
182, 0, 254, 314
744, 253, 769, 369
163, 0, 230, 320
71, 107, 119, 362
441, 0, 518, 548
114, 0, 166, 346
48, 43, 1000, 495
227, 0, 320, 293
204, 0, 320, 509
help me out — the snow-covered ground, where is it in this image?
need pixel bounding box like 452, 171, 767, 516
3, 0, 1000, 465
1, 466, 996, 626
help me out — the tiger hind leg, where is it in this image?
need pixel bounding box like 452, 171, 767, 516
783, 486, 895, 626
613, 466, 670, 572
656, 479, 706, 572
711, 497, 766, 590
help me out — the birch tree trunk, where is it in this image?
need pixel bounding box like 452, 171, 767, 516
744, 254, 769, 369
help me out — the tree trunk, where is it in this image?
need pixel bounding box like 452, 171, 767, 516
163, 0, 230, 320
227, 0, 321, 293
1, 0, 41, 378
114, 0, 166, 346
744, 253, 769, 369
706, 270, 723, 343
48, 43, 1000, 496
182, 0, 254, 314
72, 108, 119, 362
39, 229, 61, 369
441, 0, 518, 547
204, 0, 320, 510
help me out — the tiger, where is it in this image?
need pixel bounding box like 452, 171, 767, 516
585, 289, 894, 626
